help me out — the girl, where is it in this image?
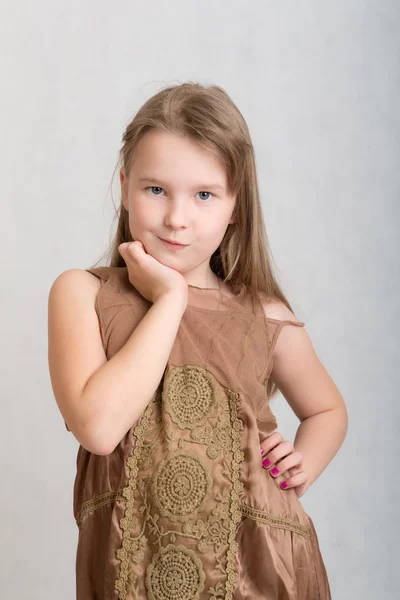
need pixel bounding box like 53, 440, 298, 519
48, 82, 347, 599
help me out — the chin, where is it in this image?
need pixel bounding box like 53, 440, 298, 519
150, 245, 178, 266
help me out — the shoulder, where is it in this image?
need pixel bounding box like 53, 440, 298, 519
49, 268, 101, 299
48, 269, 102, 325
49, 267, 137, 317
260, 297, 308, 366
49, 266, 131, 296
261, 297, 301, 323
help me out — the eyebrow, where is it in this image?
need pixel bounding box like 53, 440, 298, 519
138, 176, 225, 192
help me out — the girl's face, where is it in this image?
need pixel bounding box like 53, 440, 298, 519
120, 129, 237, 287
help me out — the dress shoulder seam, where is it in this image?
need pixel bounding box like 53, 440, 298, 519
265, 317, 305, 327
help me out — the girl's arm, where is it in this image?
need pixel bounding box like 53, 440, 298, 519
265, 301, 348, 493
48, 269, 187, 456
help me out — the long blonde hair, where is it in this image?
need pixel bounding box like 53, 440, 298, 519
92, 81, 300, 399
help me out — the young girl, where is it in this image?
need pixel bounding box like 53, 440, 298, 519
48, 82, 347, 599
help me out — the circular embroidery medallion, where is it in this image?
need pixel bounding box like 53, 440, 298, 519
152, 451, 213, 521
146, 544, 206, 600
162, 365, 216, 429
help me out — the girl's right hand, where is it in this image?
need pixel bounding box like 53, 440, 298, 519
118, 241, 188, 305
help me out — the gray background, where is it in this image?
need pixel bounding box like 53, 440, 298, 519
1, 1, 399, 598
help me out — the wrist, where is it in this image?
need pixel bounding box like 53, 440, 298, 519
157, 289, 188, 312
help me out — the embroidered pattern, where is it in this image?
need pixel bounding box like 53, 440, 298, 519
163, 365, 217, 429
145, 544, 206, 600
113, 364, 246, 600
152, 451, 213, 522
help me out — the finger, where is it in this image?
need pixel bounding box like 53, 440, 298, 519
127, 241, 144, 258
260, 431, 284, 455
288, 464, 303, 476
261, 441, 295, 469
268, 451, 303, 477
279, 470, 308, 490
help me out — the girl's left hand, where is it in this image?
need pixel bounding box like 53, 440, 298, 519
260, 431, 309, 498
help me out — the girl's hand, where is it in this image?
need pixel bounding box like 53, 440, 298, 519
118, 241, 188, 305
260, 431, 309, 498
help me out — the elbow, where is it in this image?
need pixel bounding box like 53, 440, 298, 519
94, 440, 118, 457
82, 429, 115, 456
85, 440, 114, 456
79, 435, 115, 457
69, 417, 116, 456
81, 419, 119, 456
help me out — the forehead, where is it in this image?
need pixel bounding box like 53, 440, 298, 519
131, 129, 228, 188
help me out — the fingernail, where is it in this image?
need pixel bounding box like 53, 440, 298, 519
262, 458, 271, 468
260, 447, 264, 455
271, 467, 279, 476
280, 481, 287, 489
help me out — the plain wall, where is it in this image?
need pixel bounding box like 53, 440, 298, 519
1, 0, 399, 597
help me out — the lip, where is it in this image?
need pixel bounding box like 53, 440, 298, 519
159, 237, 188, 249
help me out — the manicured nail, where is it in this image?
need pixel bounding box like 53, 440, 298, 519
280, 481, 287, 489
260, 447, 264, 455
271, 467, 279, 476
262, 458, 271, 468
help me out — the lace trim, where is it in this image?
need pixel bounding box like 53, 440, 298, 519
239, 503, 310, 539
76, 489, 125, 528
76, 494, 310, 540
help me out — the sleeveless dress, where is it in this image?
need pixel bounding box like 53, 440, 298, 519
69, 266, 331, 600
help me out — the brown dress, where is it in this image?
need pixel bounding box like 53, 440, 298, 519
69, 266, 331, 600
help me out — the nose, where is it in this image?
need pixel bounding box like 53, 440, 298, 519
163, 197, 190, 230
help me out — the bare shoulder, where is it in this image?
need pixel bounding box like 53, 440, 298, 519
47, 269, 105, 348
261, 297, 301, 322
49, 268, 101, 303
261, 297, 307, 365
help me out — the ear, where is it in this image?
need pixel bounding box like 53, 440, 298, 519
120, 168, 128, 212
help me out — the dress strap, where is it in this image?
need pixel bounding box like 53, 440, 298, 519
86, 267, 113, 284
267, 318, 305, 352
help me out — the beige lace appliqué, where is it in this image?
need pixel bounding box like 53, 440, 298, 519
114, 364, 245, 600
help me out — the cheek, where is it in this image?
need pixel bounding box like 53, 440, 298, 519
200, 214, 230, 245
130, 199, 157, 227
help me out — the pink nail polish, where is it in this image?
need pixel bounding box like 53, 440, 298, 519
260, 447, 264, 455
262, 458, 271, 468
280, 481, 287, 489
271, 467, 279, 476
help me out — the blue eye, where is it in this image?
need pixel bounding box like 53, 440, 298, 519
146, 187, 214, 201
196, 191, 213, 201
147, 186, 164, 195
